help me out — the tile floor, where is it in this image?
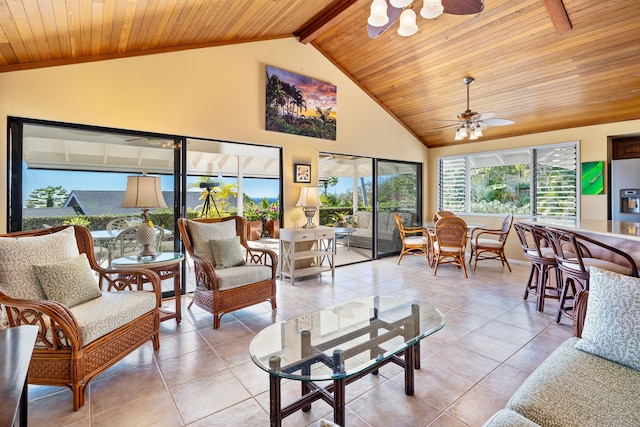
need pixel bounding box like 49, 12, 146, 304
27, 256, 572, 426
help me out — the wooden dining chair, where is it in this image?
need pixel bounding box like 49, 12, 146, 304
469, 214, 513, 271
432, 216, 468, 278
393, 213, 430, 265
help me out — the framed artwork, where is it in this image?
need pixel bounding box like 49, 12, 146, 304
265, 65, 337, 141
294, 164, 311, 183
581, 161, 604, 195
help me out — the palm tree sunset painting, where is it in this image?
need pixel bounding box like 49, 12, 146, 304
266, 66, 337, 141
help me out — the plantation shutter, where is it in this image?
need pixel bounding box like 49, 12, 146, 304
439, 157, 467, 212
533, 144, 577, 218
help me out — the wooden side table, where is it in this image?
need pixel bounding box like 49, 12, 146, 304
112, 252, 185, 324
0, 325, 38, 427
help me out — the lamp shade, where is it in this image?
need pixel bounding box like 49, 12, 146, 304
120, 175, 168, 209
296, 187, 322, 208
420, 0, 444, 19
368, 0, 389, 27
397, 9, 418, 36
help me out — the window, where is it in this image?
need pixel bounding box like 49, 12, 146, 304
438, 142, 578, 219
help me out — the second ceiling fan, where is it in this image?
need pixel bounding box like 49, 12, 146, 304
446, 76, 515, 141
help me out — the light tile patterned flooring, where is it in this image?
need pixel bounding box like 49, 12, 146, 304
28, 255, 572, 426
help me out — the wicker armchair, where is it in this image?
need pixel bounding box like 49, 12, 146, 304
177, 216, 277, 329
432, 216, 469, 278
393, 213, 429, 265
0, 225, 161, 410
469, 214, 513, 271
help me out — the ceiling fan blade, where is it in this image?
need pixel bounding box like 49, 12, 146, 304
483, 118, 515, 126
443, 0, 484, 15
542, 0, 572, 33
367, 0, 403, 39
477, 112, 495, 120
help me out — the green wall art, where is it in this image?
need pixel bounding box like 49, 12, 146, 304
581, 161, 604, 195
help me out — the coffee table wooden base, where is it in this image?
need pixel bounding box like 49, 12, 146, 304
268, 343, 419, 427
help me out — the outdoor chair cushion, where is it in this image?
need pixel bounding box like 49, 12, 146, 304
34, 253, 102, 307
215, 265, 272, 290
574, 266, 640, 370
0, 226, 79, 300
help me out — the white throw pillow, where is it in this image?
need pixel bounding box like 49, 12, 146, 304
0, 227, 80, 301
34, 253, 102, 307
574, 266, 640, 370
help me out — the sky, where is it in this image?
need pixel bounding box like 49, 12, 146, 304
22, 167, 281, 203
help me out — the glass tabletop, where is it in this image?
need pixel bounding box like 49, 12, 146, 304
249, 296, 445, 381
111, 252, 184, 268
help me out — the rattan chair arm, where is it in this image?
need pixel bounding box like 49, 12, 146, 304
471, 229, 504, 243
246, 247, 278, 277
0, 292, 82, 350
190, 254, 220, 291
573, 290, 589, 338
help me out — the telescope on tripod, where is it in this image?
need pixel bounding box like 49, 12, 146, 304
199, 182, 221, 218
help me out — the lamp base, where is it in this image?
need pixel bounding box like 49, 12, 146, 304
136, 221, 158, 259
302, 207, 317, 229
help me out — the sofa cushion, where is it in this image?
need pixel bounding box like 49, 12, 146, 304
69, 291, 157, 345
209, 236, 246, 269
353, 211, 371, 229
483, 409, 540, 427
574, 266, 640, 370
0, 226, 79, 301
34, 253, 102, 307
186, 220, 236, 266
507, 337, 640, 427
215, 265, 272, 290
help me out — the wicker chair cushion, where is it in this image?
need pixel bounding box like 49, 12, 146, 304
69, 291, 157, 345
574, 266, 640, 370
34, 253, 102, 307
0, 226, 79, 301
483, 409, 540, 427
186, 220, 236, 266
560, 257, 632, 275
215, 265, 272, 290
405, 236, 428, 245
508, 337, 640, 426
354, 211, 371, 229
209, 236, 246, 269
475, 238, 503, 248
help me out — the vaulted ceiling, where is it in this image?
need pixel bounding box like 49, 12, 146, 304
1, 0, 639, 148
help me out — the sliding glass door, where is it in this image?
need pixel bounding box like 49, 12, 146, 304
375, 160, 422, 257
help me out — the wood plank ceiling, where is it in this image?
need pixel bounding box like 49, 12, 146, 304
1, 0, 639, 148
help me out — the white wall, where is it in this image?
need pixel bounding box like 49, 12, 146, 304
0, 38, 427, 232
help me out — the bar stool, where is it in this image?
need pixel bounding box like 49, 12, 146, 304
545, 227, 639, 322
513, 223, 562, 312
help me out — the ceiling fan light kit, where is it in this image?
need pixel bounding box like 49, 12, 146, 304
368, 0, 390, 26
369, 0, 444, 37
450, 76, 514, 141
398, 9, 419, 36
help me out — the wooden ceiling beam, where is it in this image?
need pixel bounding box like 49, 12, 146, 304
542, 0, 572, 33
296, 0, 360, 44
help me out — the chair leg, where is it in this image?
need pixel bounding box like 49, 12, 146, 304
523, 264, 536, 301
501, 251, 512, 272
556, 276, 573, 323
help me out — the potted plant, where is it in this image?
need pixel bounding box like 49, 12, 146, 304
244, 207, 264, 241
266, 204, 280, 238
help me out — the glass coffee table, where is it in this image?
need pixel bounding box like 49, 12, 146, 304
249, 296, 445, 426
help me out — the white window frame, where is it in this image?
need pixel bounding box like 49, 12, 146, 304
437, 141, 580, 218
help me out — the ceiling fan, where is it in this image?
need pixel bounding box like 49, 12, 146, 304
439, 76, 514, 140
367, 0, 484, 38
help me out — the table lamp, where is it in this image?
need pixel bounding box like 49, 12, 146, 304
120, 173, 167, 259
296, 186, 322, 229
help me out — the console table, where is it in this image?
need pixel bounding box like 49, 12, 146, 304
279, 227, 335, 285
0, 325, 38, 427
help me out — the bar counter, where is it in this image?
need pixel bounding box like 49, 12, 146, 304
525, 218, 640, 267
